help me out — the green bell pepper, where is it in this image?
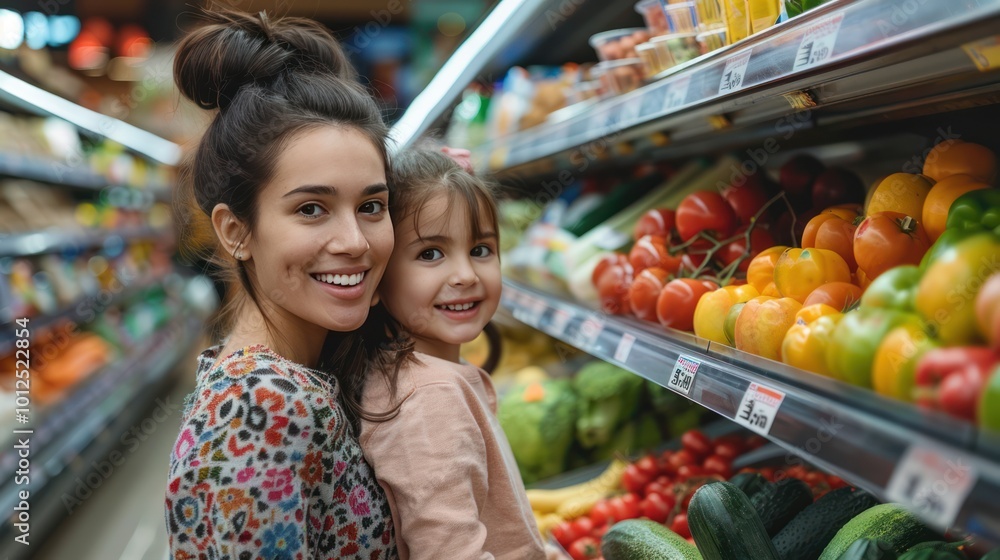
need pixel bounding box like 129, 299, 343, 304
826, 307, 923, 388
860, 265, 921, 312
979, 363, 1000, 432
922, 189, 1000, 270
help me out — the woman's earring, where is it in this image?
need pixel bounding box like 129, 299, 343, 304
235, 243, 243, 261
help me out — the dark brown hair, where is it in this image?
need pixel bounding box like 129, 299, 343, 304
172, 7, 405, 431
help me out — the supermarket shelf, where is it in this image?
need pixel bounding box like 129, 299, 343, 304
0, 274, 170, 355
0, 312, 200, 527
502, 279, 1000, 545
471, 0, 1000, 175
0, 226, 169, 258
0, 152, 173, 200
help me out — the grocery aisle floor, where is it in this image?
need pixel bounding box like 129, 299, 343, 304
34, 344, 202, 560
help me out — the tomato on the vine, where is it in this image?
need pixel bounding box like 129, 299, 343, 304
568, 536, 601, 560
571, 517, 594, 539
656, 279, 715, 332
622, 464, 653, 494
677, 191, 738, 242
681, 430, 712, 457
640, 493, 672, 523
713, 441, 742, 461
716, 226, 777, 273
590, 500, 614, 527
592, 253, 628, 287
644, 479, 673, 501
628, 267, 671, 323
668, 449, 697, 470
677, 464, 706, 479
634, 208, 677, 241
702, 454, 733, 479
551, 521, 576, 548
597, 263, 633, 315
671, 513, 692, 539
722, 173, 774, 224
635, 455, 659, 478
629, 235, 670, 273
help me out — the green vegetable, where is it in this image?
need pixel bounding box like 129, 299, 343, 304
945, 188, 1000, 236
689, 481, 781, 560
601, 519, 703, 560
565, 172, 664, 236
838, 539, 898, 560
751, 478, 815, 537
979, 364, 1000, 433
861, 266, 921, 312
729, 472, 770, 500
897, 541, 966, 559
773, 487, 880, 560
981, 549, 1000, 559
496, 379, 578, 484
573, 361, 646, 449
819, 504, 938, 560
827, 307, 921, 387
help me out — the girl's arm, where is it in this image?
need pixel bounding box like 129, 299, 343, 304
364, 381, 493, 560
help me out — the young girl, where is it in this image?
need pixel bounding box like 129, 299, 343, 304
165, 9, 404, 559
359, 149, 547, 559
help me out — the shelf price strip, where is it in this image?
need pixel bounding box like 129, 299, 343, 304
614, 333, 637, 363
665, 75, 691, 112
668, 354, 700, 396
792, 13, 845, 72
719, 49, 753, 95
735, 381, 786, 436
886, 444, 977, 527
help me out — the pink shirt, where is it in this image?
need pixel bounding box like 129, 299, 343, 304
360, 352, 546, 560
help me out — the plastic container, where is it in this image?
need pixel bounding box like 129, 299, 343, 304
693, 0, 726, 32
747, 0, 780, 33
663, 2, 700, 33
696, 27, 729, 54
636, 40, 674, 79
660, 33, 701, 65
635, 0, 670, 36
596, 58, 644, 95
589, 28, 649, 61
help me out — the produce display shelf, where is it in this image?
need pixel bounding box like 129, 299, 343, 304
0, 152, 172, 200
0, 312, 199, 519
0, 274, 170, 355
472, 0, 1000, 175
502, 279, 1000, 546
0, 225, 169, 258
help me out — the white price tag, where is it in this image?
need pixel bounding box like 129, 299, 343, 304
719, 49, 753, 95
525, 297, 546, 326
620, 95, 642, 126
578, 317, 604, 348
792, 14, 844, 72
551, 309, 572, 336
886, 444, 977, 526
614, 333, 637, 363
735, 382, 785, 436
664, 76, 691, 111
669, 355, 700, 395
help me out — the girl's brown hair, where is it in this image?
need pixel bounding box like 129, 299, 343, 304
173, 7, 406, 431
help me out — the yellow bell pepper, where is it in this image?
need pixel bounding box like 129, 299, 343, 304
774, 248, 853, 304
782, 305, 844, 376
693, 284, 760, 345
872, 322, 939, 401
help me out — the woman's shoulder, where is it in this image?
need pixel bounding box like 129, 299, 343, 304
196, 344, 336, 392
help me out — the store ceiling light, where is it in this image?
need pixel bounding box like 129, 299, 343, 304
0, 68, 181, 165
389, 0, 543, 151
0, 10, 24, 50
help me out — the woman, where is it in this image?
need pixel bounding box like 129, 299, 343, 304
164, 9, 405, 559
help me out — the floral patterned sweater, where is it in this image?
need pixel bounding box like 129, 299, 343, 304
165, 345, 397, 560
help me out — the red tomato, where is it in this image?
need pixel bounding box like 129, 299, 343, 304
702, 454, 733, 479
656, 278, 715, 332
722, 173, 773, 224
681, 430, 712, 457
676, 191, 738, 242
620, 493, 641, 519
644, 480, 674, 502
681, 238, 715, 270
640, 493, 672, 523
628, 267, 670, 322
780, 154, 824, 210
634, 208, 677, 240
677, 464, 706, 479
671, 513, 692, 539
812, 167, 865, 209
804, 471, 827, 488
551, 521, 576, 548
716, 226, 777, 273
592, 253, 628, 287
657, 451, 677, 475
569, 536, 601, 560
827, 475, 847, 489
571, 517, 595, 539
747, 435, 768, 449
759, 467, 776, 481
629, 235, 670, 273
591, 523, 610, 541
668, 449, 697, 470
597, 263, 633, 315
622, 464, 653, 494
713, 442, 742, 461
661, 252, 685, 275
590, 500, 613, 527
635, 455, 659, 478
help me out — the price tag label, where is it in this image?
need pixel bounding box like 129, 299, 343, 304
570, 115, 590, 139
620, 95, 642, 126
963, 35, 1000, 72
669, 355, 700, 395
735, 382, 786, 435
792, 13, 844, 72
639, 87, 666, 118
719, 49, 753, 95
525, 296, 546, 327
886, 444, 977, 526
664, 76, 691, 112
551, 309, 572, 336
614, 333, 637, 363
578, 317, 604, 349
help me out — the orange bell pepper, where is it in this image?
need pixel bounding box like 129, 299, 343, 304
774, 248, 853, 304
802, 205, 862, 270
735, 296, 803, 361
782, 305, 844, 377
747, 246, 787, 295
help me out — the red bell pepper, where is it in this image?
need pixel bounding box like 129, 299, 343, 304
915, 347, 999, 422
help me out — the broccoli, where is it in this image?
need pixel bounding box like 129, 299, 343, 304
497, 379, 578, 484
573, 361, 646, 450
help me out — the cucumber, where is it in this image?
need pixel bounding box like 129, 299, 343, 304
729, 471, 770, 500
819, 504, 939, 560
773, 486, 880, 560
688, 481, 781, 560
981, 550, 1000, 559
601, 519, 702, 560
838, 539, 898, 560
751, 478, 815, 537
897, 541, 966, 560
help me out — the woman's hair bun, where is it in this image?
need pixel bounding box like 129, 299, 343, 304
173, 8, 356, 111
